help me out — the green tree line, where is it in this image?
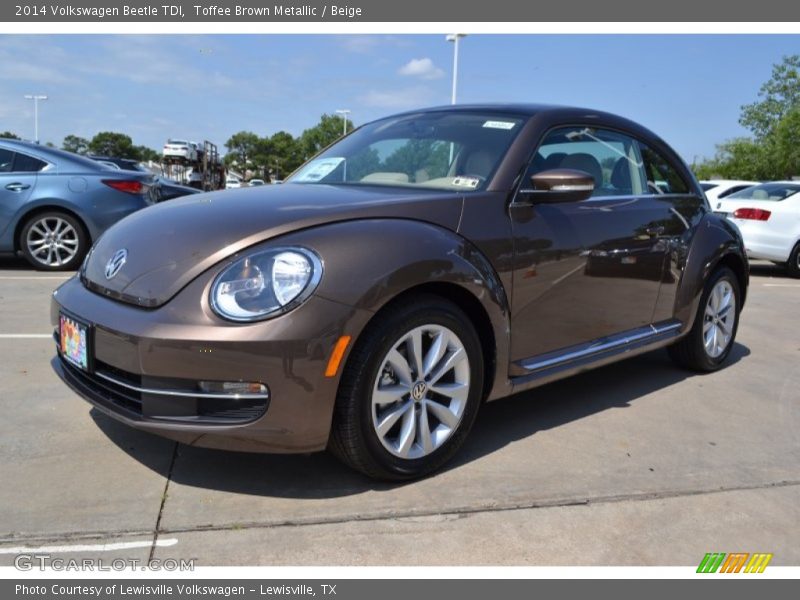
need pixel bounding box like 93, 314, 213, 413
4, 112, 351, 180
693, 55, 800, 181
223, 113, 352, 180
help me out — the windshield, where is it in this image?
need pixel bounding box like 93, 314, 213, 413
700, 182, 718, 191
287, 111, 526, 191
727, 182, 800, 201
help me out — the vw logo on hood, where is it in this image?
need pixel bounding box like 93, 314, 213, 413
105, 249, 128, 280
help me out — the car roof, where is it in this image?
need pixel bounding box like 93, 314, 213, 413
0, 138, 105, 170
701, 179, 758, 184
377, 103, 670, 148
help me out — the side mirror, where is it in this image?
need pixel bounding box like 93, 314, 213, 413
520, 169, 595, 203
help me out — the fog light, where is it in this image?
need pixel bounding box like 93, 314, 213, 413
198, 381, 268, 397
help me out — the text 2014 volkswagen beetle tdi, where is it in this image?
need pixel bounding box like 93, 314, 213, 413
52, 105, 748, 480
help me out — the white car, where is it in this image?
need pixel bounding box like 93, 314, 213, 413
248, 178, 266, 187
700, 179, 758, 203
163, 139, 197, 162
225, 176, 242, 189
715, 181, 800, 277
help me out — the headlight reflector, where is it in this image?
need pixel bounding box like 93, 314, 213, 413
211, 247, 322, 322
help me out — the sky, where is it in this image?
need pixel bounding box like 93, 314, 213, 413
0, 34, 797, 162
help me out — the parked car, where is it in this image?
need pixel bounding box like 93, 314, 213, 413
248, 179, 266, 187
157, 177, 202, 202
87, 155, 142, 171
700, 179, 758, 203
0, 139, 157, 270
163, 139, 197, 162
714, 181, 800, 277
51, 104, 748, 480
87, 156, 200, 202
225, 176, 242, 189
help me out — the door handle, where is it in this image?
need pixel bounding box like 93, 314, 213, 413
5, 183, 31, 192
645, 225, 665, 237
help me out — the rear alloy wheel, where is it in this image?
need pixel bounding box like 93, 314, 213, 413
787, 242, 800, 278
330, 295, 483, 480
20, 212, 88, 271
668, 266, 741, 371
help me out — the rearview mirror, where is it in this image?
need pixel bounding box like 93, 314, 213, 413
520, 169, 595, 203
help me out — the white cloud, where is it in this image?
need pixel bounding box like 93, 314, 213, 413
398, 58, 445, 80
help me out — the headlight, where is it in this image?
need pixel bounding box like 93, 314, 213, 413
210, 247, 322, 322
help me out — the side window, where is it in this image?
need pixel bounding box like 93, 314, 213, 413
0, 148, 13, 173
528, 127, 646, 198
638, 143, 689, 194
718, 185, 749, 199
12, 152, 48, 173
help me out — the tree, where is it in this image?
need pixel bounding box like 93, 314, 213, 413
0, 131, 20, 140
88, 132, 137, 158
383, 140, 450, 180
262, 131, 304, 179
62, 135, 90, 154
693, 55, 800, 180
224, 131, 260, 176
300, 114, 353, 160
693, 138, 772, 181
771, 106, 800, 179
740, 55, 800, 139
134, 145, 160, 163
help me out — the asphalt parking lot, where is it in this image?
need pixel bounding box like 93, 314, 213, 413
0, 258, 798, 567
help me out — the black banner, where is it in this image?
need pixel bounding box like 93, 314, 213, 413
3, 0, 800, 22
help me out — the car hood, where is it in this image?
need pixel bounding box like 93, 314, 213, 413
82, 184, 464, 308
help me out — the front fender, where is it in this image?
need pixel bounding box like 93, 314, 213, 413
675, 213, 749, 331
276, 218, 513, 400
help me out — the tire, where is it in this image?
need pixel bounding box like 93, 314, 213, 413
19, 211, 89, 271
329, 294, 484, 480
668, 266, 741, 372
787, 242, 800, 278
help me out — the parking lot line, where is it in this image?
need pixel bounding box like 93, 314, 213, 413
0, 334, 52, 339
762, 283, 800, 287
0, 538, 177, 554
0, 276, 70, 280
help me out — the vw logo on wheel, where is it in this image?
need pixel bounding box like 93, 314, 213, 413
411, 381, 427, 401
104, 248, 128, 280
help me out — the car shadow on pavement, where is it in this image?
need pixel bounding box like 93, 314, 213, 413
748, 261, 795, 279
90, 342, 750, 498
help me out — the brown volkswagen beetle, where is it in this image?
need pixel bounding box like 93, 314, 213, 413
52, 104, 748, 480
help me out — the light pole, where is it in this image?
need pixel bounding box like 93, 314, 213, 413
446, 34, 466, 104
335, 109, 351, 136
24, 94, 48, 143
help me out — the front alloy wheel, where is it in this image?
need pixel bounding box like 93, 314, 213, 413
330, 295, 483, 480
371, 325, 470, 460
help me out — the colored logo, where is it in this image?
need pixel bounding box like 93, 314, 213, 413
697, 552, 773, 573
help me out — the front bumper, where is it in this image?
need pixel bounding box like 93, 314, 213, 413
51, 275, 371, 453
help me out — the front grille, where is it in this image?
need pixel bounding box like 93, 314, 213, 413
60, 357, 143, 418
58, 356, 269, 425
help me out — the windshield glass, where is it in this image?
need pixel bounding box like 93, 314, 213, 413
700, 182, 718, 191
727, 182, 800, 201
287, 111, 526, 191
